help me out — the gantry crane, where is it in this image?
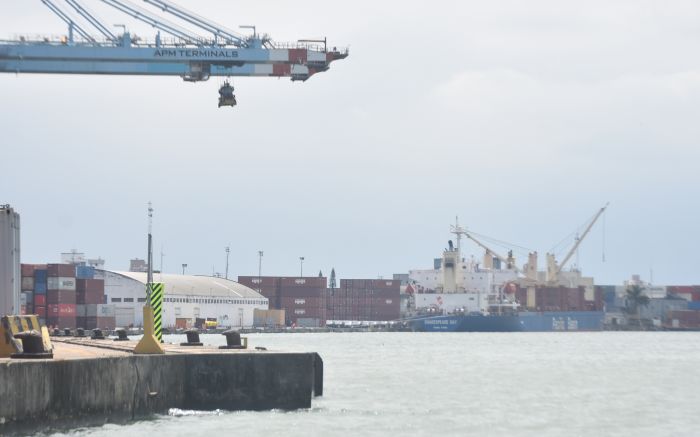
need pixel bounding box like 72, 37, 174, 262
0, 0, 348, 107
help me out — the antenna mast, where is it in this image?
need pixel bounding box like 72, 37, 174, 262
147, 201, 153, 286
450, 216, 466, 254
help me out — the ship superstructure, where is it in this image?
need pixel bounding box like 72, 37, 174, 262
405, 206, 608, 331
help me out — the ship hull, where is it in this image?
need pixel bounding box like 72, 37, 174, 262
409, 311, 604, 332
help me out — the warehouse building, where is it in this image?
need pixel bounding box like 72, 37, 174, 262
100, 270, 268, 329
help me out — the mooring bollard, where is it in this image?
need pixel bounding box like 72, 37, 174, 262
219, 329, 247, 350
91, 328, 105, 340
75, 328, 85, 338
113, 328, 129, 341
63, 328, 71, 337
11, 330, 53, 359
180, 329, 203, 346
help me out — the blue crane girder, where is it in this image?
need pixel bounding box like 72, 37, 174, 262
0, 40, 347, 81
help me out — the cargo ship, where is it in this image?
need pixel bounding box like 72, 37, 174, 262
404, 214, 606, 332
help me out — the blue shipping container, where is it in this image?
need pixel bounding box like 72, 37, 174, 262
687, 301, 700, 310
34, 269, 47, 283
34, 282, 47, 294
76, 265, 95, 279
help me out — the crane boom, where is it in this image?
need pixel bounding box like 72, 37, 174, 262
142, 0, 247, 47
556, 203, 609, 274
464, 232, 520, 274
1, 2, 349, 106
40, 0, 96, 42
98, 0, 206, 45
64, 0, 118, 42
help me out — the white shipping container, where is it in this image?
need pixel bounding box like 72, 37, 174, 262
47, 277, 76, 291
21, 277, 34, 291
86, 304, 116, 317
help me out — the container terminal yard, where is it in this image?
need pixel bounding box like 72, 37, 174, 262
4, 203, 700, 334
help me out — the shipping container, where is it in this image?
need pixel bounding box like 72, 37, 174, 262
46, 316, 76, 329
21, 276, 34, 291
34, 281, 47, 294
76, 278, 104, 293
48, 290, 77, 305
687, 301, 700, 311
85, 304, 116, 317
237, 276, 279, 288
279, 277, 327, 288
34, 294, 46, 307
34, 269, 48, 283
295, 317, 322, 328
75, 265, 96, 280
77, 289, 105, 304
34, 305, 46, 318
48, 277, 77, 291
48, 303, 77, 316
253, 309, 285, 327
47, 264, 76, 277
21, 264, 36, 277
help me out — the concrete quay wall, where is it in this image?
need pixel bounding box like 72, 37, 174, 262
0, 352, 323, 429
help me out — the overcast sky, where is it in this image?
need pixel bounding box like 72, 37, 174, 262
2, 0, 699, 285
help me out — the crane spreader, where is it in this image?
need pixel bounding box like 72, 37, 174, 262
0, 0, 348, 107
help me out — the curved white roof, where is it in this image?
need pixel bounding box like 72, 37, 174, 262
106, 271, 265, 299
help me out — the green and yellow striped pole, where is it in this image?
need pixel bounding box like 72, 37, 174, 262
149, 282, 164, 343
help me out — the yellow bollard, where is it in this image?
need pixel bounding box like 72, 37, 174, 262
134, 305, 164, 355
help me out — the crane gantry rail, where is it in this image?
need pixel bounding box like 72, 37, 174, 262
0, 0, 348, 107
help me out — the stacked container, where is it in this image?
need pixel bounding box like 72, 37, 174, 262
46, 264, 77, 328
278, 277, 327, 326
20, 264, 35, 315
332, 279, 400, 321
75, 268, 115, 329
33, 266, 48, 320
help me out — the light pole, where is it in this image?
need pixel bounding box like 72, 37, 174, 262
225, 246, 230, 279
258, 250, 264, 292
299, 256, 304, 277
182, 263, 187, 275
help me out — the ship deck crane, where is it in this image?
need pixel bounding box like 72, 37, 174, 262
546, 203, 609, 283
450, 218, 521, 274
0, 0, 348, 107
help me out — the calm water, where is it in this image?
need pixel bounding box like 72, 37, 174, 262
41, 332, 699, 437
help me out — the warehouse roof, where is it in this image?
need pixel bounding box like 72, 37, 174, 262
105, 271, 266, 299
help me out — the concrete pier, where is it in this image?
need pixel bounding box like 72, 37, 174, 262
0, 338, 323, 431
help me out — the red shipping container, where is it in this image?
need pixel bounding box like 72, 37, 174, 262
77, 289, 105, 304
34, 294, 46, 306
21, 264, 35, 277
47, 290, 77, 305
280, 277, 327, 288
34, 305, 46, 317
76, 278, 104, 293
47, 264, 76, 278
46, 316, 76, 329
48, 303, 77, 316
238, 276, 280, 288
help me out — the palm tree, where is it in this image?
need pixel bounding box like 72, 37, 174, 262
625, 285, 650, 326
